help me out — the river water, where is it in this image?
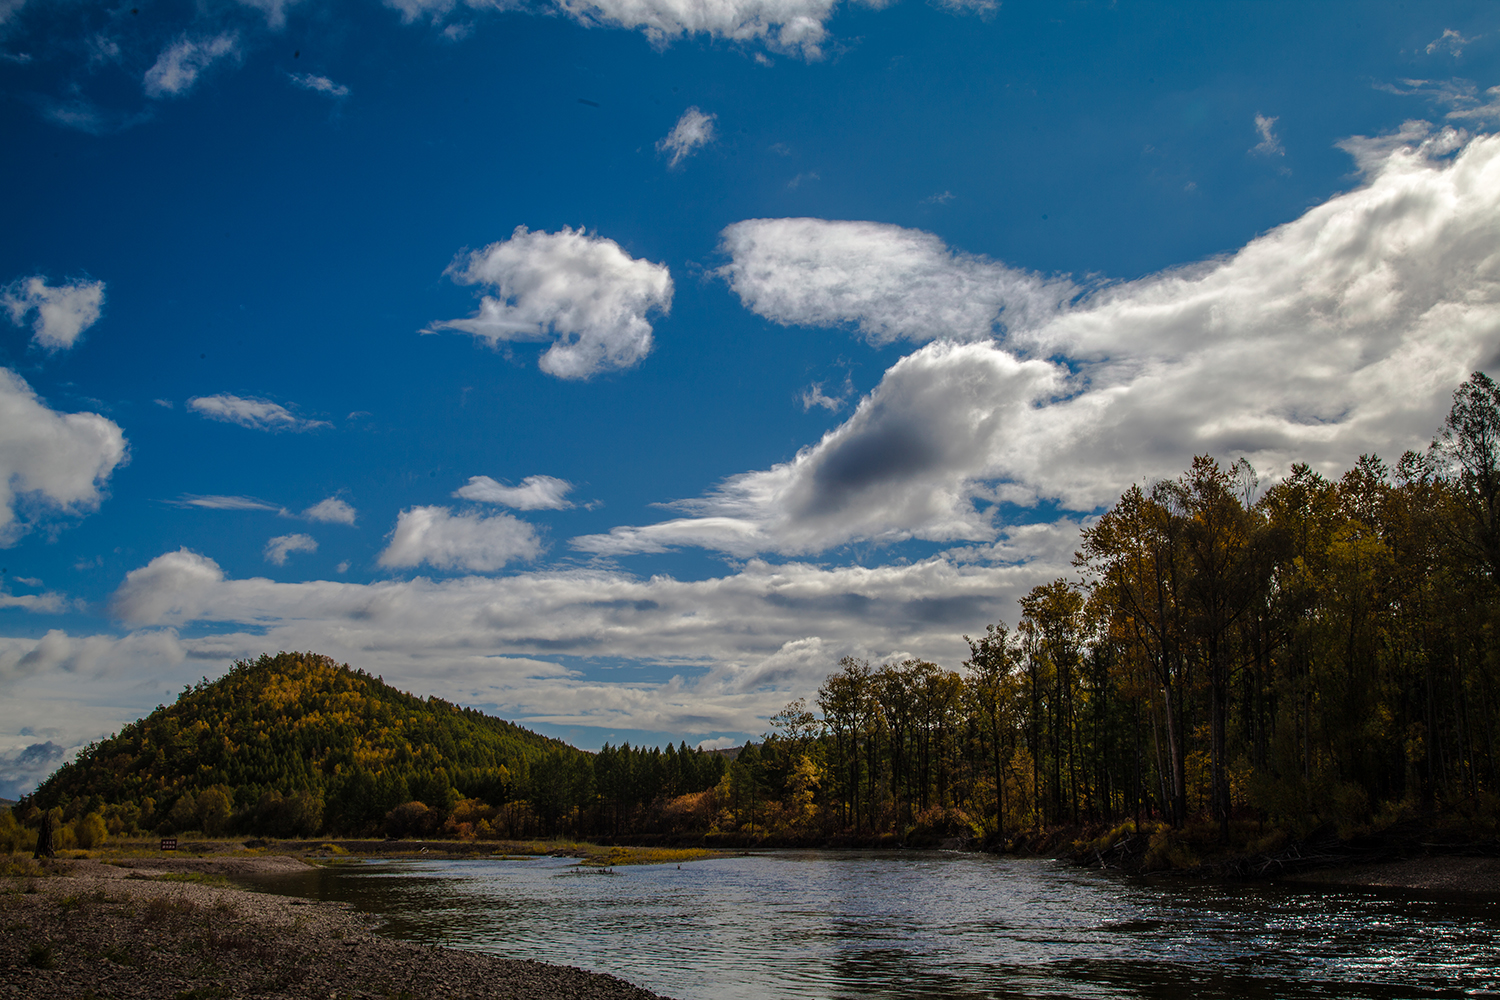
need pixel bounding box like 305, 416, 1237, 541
247, 850, 1500, 999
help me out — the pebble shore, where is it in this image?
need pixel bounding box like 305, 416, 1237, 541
1, 855, 677, 1000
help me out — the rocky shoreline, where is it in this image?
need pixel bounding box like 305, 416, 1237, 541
0, 855, 676, 1000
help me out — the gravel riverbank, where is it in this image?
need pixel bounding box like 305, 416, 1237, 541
1, 856, 677, 1000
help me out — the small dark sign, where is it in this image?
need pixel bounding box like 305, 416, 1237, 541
160, 838, 178, 851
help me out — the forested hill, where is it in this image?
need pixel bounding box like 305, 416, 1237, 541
25, 651, 584, 835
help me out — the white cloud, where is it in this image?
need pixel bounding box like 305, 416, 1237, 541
1426, 29, 1477, 57
697, 736, 740, 750
109, 549, 224, 625
1376, 81, 1500, 129
265, 533, 317, 566
236, 0, 306, 29
0, 589, 65, 613
172, 494, 284, 512
589, 125, 1500, 556
574, 341, 1060, 556
187, 394, 330, 431
930, 0, 996, 16
289, 72, 349, 98
551, 0, 845, 59
0, 740, 67, 799
383, 0, 458, 24
0, 627, 190, 795
800, 380, 847, 412
716, 217, 1076, 346
94, 527, 1077, 736
380, 0, 874, 60
658, 107, 717, 168
1252, 112, 1284, 156
455, 474, 574, 510
0, 368, 128, 546
143, 33, 240, 100
426, 226, 673, 380
303, 497, 357, 524
3, 276, 105, 352
0, 0, 27, 27
378, 506, 543, 572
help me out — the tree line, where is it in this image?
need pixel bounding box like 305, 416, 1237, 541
8, 373, 1500, 852
781, 373, 1500, 846
6, 652, 727, 847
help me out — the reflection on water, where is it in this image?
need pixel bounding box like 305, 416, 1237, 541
244, 851, 1500, 1000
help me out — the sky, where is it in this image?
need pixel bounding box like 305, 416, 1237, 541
2, 0, 1500, 797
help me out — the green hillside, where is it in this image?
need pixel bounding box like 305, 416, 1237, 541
26, 651, 586, 837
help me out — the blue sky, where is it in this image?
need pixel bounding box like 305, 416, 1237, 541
3, 0, 1499, 795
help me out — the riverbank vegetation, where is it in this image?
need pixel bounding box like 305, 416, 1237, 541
10, 374, 1500, 869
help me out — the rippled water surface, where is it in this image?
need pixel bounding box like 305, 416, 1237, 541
247, 851, 1500, 999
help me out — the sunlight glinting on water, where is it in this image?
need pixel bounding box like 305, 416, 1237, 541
251, 852, 1500, 1000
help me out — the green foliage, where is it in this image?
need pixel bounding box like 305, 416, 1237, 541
20, 651, 729, 840
24, 652, 579, 837
0, 808, 30, 854
72, 812, 107, 849
29, 377, 1500, 850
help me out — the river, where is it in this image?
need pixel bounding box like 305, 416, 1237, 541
246, 850, 1500, 999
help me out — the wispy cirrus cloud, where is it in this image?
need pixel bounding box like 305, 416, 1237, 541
288, 72, 349, 98
170, 494, 284, 513
658, 107, 716, 168
455, 475, 574, 510
1426, 29, 1478, 58
1376, 79, 1500, 127
143, 33, 240, 100
187, 394, 330, 432
1251, 112, 1284, 156
235, 0, 307, 30
800, 380, 849, 412
170, 493, 358, 525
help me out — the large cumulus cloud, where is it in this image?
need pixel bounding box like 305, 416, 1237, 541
584, 124, 1500, 556
0, 369, 128, 546
717, 218, 1076, 346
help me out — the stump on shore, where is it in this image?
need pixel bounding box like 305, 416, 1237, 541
32, 814, 54, 859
